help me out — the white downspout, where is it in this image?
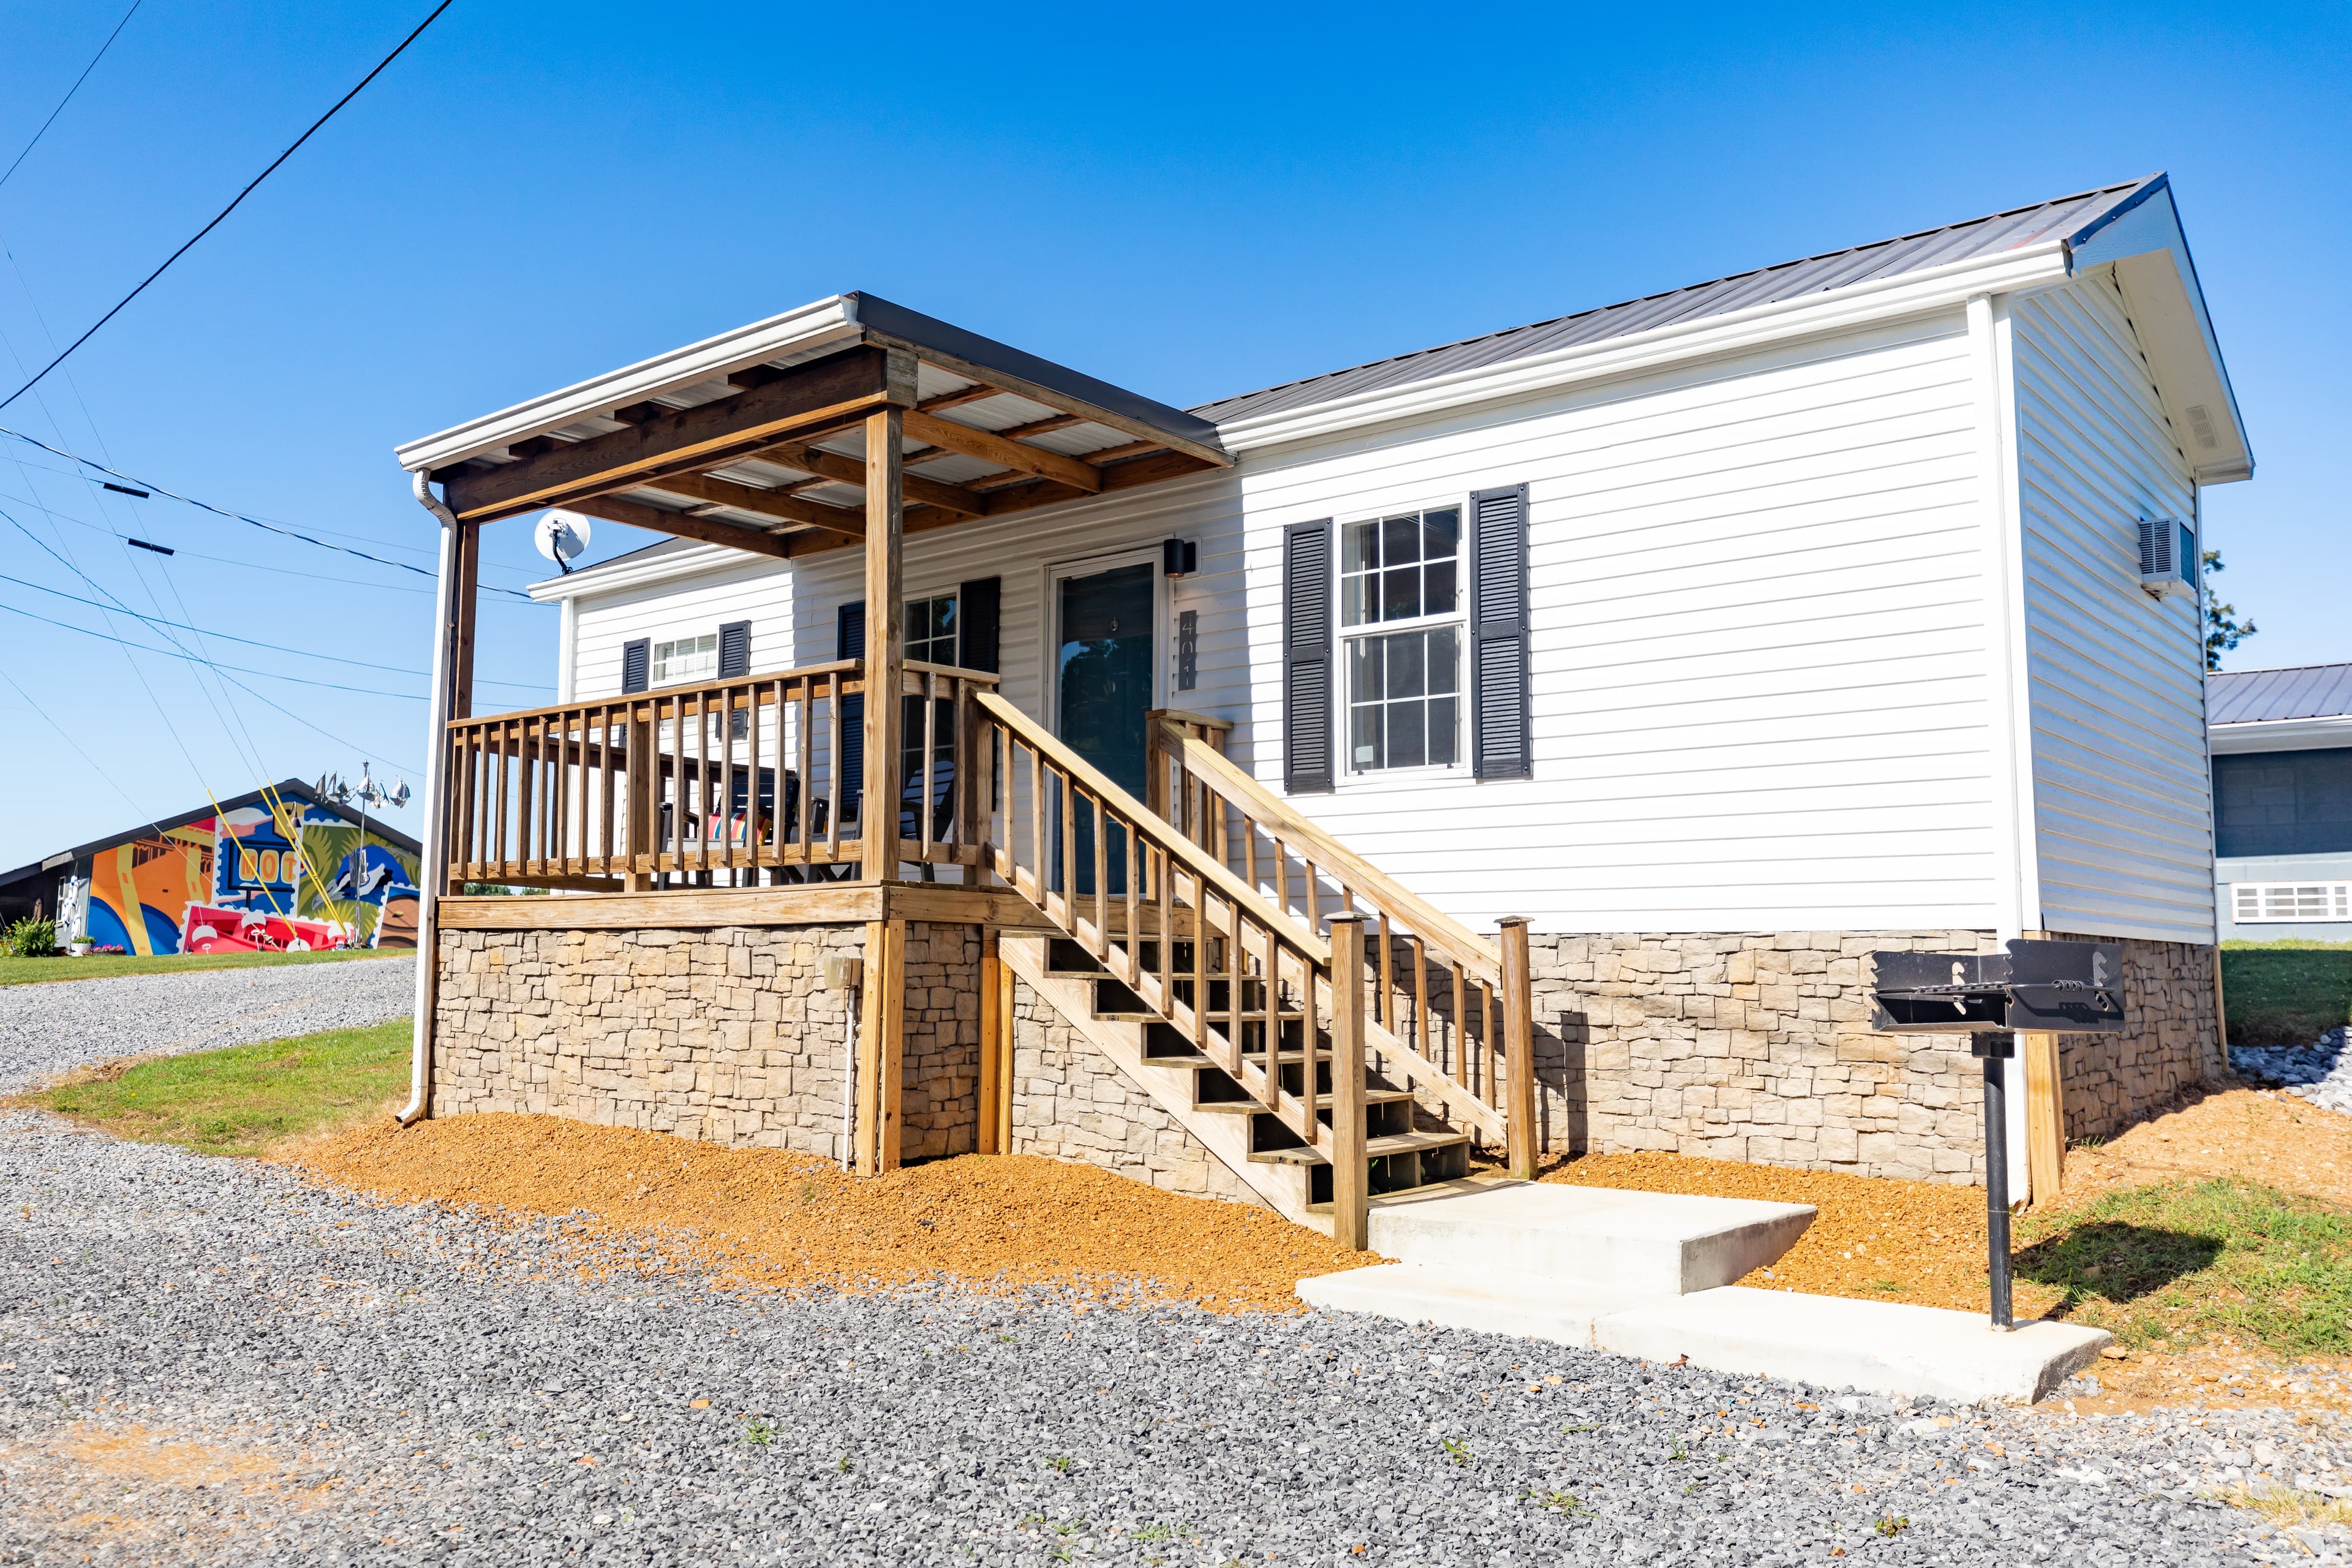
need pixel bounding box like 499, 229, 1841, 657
398, 469, 464, 1126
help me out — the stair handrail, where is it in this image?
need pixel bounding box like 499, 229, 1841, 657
973, 693, 1328, 964
1155, 720, 1503, 982
974, 691, 1510, 1148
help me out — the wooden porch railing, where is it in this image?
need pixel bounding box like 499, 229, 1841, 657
972, 691, 1508, 1178
1145, 713, 1538, 1177
441, 659, 998, 892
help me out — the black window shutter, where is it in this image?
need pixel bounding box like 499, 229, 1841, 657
620, 638, 650, 694
957, 576, 1001, 673
837, 602, 865, 818
717, 620, 752, 679
1469, 483, 1532, 780
1283, 519, 1335, 793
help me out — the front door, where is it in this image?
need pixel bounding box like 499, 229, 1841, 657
1053, 558, 1156, 894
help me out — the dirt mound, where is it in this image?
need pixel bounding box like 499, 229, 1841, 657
286, 1113, 1374, 1313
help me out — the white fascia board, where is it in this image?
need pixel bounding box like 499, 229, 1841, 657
1212, 244, 2071, 454
2067, 183, 2250, 484
2209, 715, 2352, 755
396, 296, 861, 474
526, 540, 759, 603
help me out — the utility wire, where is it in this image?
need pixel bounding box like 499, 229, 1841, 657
0, 424, 540, 599
0, 0, 457, 413
0, 567, 546, 688
0, 667, 157, 825
0, 598, 431, 701
0, 1, 145, 194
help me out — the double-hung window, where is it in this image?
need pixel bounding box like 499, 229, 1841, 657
906, 594, 959, 666
1341, 507, 1462, 771
650, 631, 718, 686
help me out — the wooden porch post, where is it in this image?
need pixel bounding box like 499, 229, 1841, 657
451, 519, 481, 722
854, 916, 908, 1173
978, 927, 1002, 1154
860, 399, 908, 884
1328, 914, 1369, 1250
1499, 916, 1537, 1180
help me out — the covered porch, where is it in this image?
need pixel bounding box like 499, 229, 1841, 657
399, 295, 1537, 1223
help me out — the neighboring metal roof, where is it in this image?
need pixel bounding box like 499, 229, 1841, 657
0, 778, 422, 893
2210, 664, 2352, 726
1190, 176, 2166, 426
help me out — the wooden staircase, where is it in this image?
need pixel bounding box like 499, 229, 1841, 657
1003, 935, 1472, 1228
969, 693, 1534, 1243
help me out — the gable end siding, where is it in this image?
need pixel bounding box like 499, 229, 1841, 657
2013, 273, 2212, 943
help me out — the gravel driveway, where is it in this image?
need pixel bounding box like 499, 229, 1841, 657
0, 956, 415, 1095
4, 1112, 2331, 1567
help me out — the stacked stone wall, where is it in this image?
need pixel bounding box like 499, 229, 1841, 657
1521, 930, 2220, 1185
431, 921, 979, 1159
1006, 978, 1259, 1206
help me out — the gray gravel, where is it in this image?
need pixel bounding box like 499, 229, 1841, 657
5, 1112, 2339, 1566
0, 956, 415, 1095
2233, 1030, 2352, 1115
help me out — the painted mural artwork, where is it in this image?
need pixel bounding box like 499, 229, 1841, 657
80, 799, 420, 957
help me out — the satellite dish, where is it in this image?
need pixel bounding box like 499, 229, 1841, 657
534, 509, 592, 573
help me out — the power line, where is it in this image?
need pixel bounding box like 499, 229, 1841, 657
0, 667, 157, 826
0, 1, 145, 194
0, 424, 541, 600
0, 0, 458, 413
0, 598, 431, 701
0, 567, 546, 688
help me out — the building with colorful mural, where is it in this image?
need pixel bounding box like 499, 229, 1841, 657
0, 779, 421, 956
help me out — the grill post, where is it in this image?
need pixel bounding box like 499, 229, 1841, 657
1974, 1028, 2016, 1330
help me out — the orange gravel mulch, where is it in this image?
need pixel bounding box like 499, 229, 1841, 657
285, 1112, 1376, 1313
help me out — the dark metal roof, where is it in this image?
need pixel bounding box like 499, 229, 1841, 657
1191, 175, 2166, 426
2210, 664, 2352, 726
0, 778, 421, 894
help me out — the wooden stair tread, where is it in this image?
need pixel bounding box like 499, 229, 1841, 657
1248, 1129, 1471, 1166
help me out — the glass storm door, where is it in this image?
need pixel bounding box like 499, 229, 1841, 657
1053, 560, 1156, 895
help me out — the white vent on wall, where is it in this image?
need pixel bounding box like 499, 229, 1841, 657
2136, 518, 2197, 600
2233, 882, 2352, 924
2185, 403, 2220, 451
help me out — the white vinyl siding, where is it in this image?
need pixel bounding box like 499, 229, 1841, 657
1232, 315, 2003, 932
2012, 274, 2212, 943
549, 315, 2007, 933
571, 557, 793, 699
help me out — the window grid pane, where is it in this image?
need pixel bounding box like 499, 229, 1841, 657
1341, 508, 1460, 628
1346, 627, 1459, 771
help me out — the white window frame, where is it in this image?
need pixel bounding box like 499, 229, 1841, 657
2230, 881, 2352, 924
1338, 503, 1466, 777
650, 630, 718, 687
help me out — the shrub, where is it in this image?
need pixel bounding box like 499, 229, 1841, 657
2, 917, 56, 959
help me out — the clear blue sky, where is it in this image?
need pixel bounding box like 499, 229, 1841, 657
0, 0, 2344, 866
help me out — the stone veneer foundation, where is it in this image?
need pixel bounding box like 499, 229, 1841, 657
428, 914, 2219, 1194
1521, 930, 2222, 1184
1006, 978, 1259, 1206
431, 922, 978, 1159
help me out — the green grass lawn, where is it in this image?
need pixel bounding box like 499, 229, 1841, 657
0, 945, 408, 988
12, 1019, 410, 1156
2018, 1176, 2352, 1356
2220, 944, 2352, 1046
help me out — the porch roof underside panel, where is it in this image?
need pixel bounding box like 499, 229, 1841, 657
398, 293, 1231, 560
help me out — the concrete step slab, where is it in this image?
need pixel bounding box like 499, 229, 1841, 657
1295, 1267, 2113, 1404
1593, 1285, 2113, 1405
1295, 1264, 1656, 1346
1366, 1179, 1815, 1296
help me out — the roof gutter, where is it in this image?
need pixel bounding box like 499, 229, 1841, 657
397, 469, 462, 1127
